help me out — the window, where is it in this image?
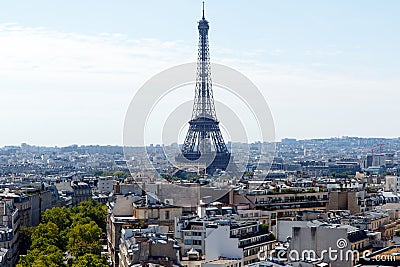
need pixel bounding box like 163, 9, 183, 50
193, 240, 202, 245
165, 211, 170, 220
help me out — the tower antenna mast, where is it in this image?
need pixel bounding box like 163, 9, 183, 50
202, 1, 205, 19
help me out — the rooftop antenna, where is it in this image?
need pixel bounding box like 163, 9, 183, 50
202, 1, 205, 19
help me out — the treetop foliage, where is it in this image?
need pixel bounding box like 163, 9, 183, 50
17, 200, 108, 267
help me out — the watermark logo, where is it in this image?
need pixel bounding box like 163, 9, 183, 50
258, 238, 397, 264
336, 238, 348, 249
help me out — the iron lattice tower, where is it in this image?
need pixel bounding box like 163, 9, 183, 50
178, 3, 231, 174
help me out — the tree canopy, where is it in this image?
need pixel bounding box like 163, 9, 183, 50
17, 200, 107, 267
67, 221, 102, 257
72, 254, 108, 267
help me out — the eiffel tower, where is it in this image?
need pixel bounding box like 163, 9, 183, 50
176, 3, 231, 175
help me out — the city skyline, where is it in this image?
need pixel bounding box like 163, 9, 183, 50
1, 1, 400, 146
3, 3, 400, 267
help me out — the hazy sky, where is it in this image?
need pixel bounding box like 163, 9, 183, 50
1, 1, 399, 146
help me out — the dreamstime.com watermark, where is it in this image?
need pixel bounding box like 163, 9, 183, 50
257, 238, 397, 263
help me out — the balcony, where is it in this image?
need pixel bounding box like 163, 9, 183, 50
237, 232, 275, 248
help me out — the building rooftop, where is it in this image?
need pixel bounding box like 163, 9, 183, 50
206, 258, 241, 264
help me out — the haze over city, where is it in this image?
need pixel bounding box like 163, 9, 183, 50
1, 1, 399, 147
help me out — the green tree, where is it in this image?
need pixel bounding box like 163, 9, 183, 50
18, 200, 107, 266
67, 221, 102, 257
72, 254, 108, 267
113, 171, 129, 178
17, 245, 65, 267
71, 216, 93, 227
41, 206, 71, 231
32, 246, 65, 267
31, 222, 61, 250
71, 200, 106, 231
244, 172, 254, 177
17, 253, 35, 267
